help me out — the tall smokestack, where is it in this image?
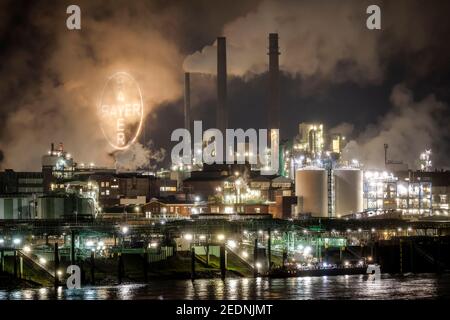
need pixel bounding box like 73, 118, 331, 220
217, 37, 227, 133
268, 33, 280, 133
184, 72, 191, 133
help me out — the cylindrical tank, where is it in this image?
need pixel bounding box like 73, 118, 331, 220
295, 168, 328, 217
37, 196, 95, 219
37, 196, 65, 219
334, 169, 363, 216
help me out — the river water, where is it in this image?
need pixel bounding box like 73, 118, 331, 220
1, 273, 449, 300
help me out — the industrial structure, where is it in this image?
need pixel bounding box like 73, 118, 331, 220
0, 32, 449, 223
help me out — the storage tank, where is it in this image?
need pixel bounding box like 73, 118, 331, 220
37, 196, 95, 219
334, 169, 363, 216
295, 168, 328, 217
0, 196, 34, 219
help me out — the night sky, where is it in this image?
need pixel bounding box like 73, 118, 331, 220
0, 0, 449, 171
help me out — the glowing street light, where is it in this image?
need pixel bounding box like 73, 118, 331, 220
217, 234, 225, 241
121, 226, 129, 234
23, 245, 31, 253
199, 235, 206, 241
184, 233, 193, 241
255, 262, 262, 269
86, 240, 94, 247
227, 240, 237, 248
149, 242, 158, 248
13, 238, 21, 246
242, 251, 249, 258
39, 257, 47, 265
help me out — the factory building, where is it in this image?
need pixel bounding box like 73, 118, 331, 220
0, 170, 43, 194
0, 195, 36, 219
295, 123, 325, 158
36, 194, 95, 219
364, 170, 450, 217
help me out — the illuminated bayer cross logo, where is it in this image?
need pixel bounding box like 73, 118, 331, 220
98, 72, 144, 150
366, 264, 381, 281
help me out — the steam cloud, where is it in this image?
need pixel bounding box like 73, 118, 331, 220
114, 142, 166, 171
342, 84, 450, 170
184, 0, 448, 85
0, 0, 449, 170
0, 1, 183, 170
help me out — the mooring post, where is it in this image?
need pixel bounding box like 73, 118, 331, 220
54, 242, 60, 288
220, 244, 226, 280
253, 238, 258, 277
206, 241, 210, 266
399, 239, 403, 274
13, 250, 17, 278
143, 247, 149, 282
374, 241, 379, 264
282, 249, 287, 269
191, 246, 196, 281
436, 239, 442, 274
71, 230, 76, 265
117, 253, 123, 284
19, 256, 23, 279
90, 250, 95, 285
0, 249, 4, 272
267, 228, 272, 272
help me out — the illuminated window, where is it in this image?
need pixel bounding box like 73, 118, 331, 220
105, 181, 110, 187
105, 190, 110, 195
101, 182, 105, 187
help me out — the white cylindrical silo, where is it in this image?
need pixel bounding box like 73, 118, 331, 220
295, 168, 328, 217
334, 169, 363, 216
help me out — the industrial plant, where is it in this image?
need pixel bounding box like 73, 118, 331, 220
0, 32, 449, 295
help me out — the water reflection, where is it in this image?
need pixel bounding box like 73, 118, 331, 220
1, 274, 449, 300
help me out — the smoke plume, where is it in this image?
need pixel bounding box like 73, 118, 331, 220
183, 0, 449, 86
0, 1, 183, 171
342, 84, 450, 170
114, 141, 166, 171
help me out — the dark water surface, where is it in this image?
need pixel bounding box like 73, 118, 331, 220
1, 273, 449, 300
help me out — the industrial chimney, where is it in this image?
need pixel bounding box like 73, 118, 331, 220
184, 72, 191, 133
268, 33, 280, 132
217, 37, 228, 133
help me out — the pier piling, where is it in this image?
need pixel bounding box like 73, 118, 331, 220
54, 242, 60, 288
191, 247, 196, 280
71, 230, 76, 265
267, 228, 272, 272
0, 249, 4, 272
220, 244, 226, 280
13, 250, 17, 278
253, 238, 258, 277
117, 253, 124, 284
90, 250, 95, 285
143, 249, 148, 282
